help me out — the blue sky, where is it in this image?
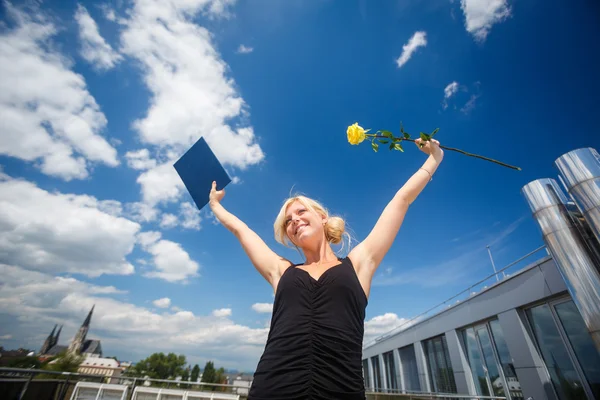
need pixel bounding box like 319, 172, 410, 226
0, 0, 598, 371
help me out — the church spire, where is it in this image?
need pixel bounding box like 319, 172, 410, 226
53, 325, 63, 346
83, 305, 94, 328
39, 324, 57, 355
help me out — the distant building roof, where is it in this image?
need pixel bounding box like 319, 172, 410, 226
80, 356, 119, 368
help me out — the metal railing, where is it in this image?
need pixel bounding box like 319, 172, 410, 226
0, 367, 247, 400
364, 245, 549, 348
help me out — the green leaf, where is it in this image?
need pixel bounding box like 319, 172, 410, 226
431, 128, 440, 137
372, 142, 379, 152
403, 132, 410, 139
420, 132, 431, 141
378, 140, 389, 144
389, 143, 395, 150
400, 122, 405, 133
394, 143, 404, 152
381, 130, 393, 139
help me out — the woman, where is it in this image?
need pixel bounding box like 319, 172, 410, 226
209, 138, 443, 399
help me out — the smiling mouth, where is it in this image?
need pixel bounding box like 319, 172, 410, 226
295, 224, 308, 235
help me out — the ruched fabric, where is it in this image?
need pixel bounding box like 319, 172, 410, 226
249, 257, 368, 400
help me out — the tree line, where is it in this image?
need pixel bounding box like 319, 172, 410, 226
125, 352, 228, 390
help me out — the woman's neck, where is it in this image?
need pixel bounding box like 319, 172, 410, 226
302, 243, 337, 266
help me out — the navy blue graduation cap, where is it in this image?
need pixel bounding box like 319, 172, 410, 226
174, 137, 231, 211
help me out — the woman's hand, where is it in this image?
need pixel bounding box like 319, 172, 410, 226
209, 181, 225, 208
415, 138, 444, 161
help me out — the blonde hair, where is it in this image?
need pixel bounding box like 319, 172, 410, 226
273, 195, 351, 252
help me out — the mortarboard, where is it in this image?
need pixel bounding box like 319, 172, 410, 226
174, 137, 231, 211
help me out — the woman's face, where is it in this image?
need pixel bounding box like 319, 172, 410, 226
284, 201, 326, 247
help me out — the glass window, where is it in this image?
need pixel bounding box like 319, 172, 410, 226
362, 359, 371, 390
423, 335, 457, 393
554, 301, 600, 399
475, 326, 505, 397
399, 344, 421, 391
526, 303, 586, 400
489, 319, 524, 400
371, 355, 382, 390
462, 327, 489, 396
383, 351, 398, 391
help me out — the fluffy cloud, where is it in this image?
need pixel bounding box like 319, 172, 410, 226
0, 3, 119, 180
251, 303, 273, 314
0, 265, 268, 370
443, 81, 460, 110
153, 297, 171, 308
0, 175, 139, 277
124, 202, 159, 223
395, 31, 427, 68
74, 5, 123, 71
363, 313, 412, 344
137, 231, 200, 283
236, 44, 254, 54
179, 202, 201, 230
120, 0, 264, 205
460, 0, 511, 41
160, 213, 179, 229
125, 149, 157, 170
212, 308, 232, 317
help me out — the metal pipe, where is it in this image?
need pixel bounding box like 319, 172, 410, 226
555, 147, 600, 264
522, 178, 600, 351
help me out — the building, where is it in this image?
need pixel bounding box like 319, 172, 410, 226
39, 305, 102, 358
77, 355, 126, 383
362, 148, 600, 400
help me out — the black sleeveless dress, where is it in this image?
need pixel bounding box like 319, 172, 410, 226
248, 256, 368, 400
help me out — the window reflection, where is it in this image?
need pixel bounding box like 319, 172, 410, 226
363, 359, 370, 390
383, 351, 398, 391
554, 301, 600, 399
423, 335, 457, 393
371, 355, 382, 390
489, 320, 524, 400
399, 344, 421, 391
526, 303, 585, 400
462, 327, 489, 396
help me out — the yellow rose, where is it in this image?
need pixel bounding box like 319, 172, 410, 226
347, 122, 366, 145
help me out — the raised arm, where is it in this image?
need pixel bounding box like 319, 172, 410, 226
349, 139, 443, 291
209, 182, 291, 289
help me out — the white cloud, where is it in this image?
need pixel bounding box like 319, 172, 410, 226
125, 149, 157, 170
120, 0, 264, 205
444, 81, 459, 99
461, 93, 480, 114
363, 313, 411, 344
212, 308, 232, 317
236, 44, 253, 54
460, 0, 511, 41
251, 303, 273, 314
395, 31, 427, 68
137, 231, 200, 283
153, 297, 171, 308
160, 213, 179, 229
124, 202, 159, 223
179, 202, 201, 230
0, 265, 268, 370
443, 81, 460, 110
137, 162, 185, 205
74, 5, 123, 71
0, 3, 119, 180
0, 175, 139, 277
0, 334, 13, 340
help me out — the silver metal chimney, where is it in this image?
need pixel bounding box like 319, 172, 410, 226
522, 178, 600, 351
555, 147, 600, 249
